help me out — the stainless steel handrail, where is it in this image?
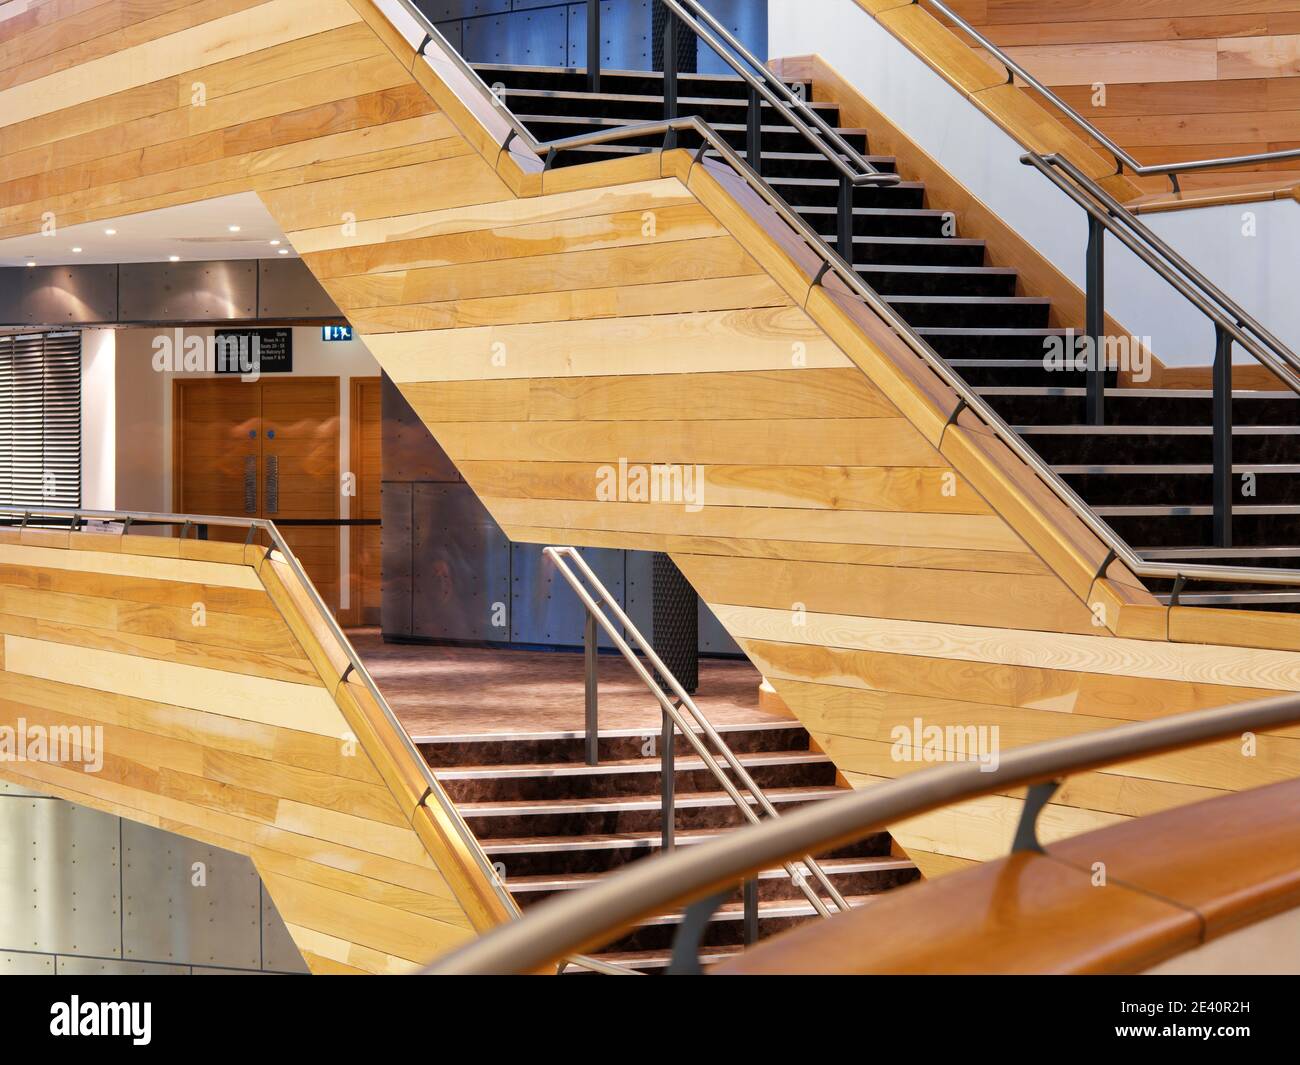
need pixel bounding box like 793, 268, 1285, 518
920, 0, 1300, 192
1023, 153, 1300, 396
1039, 151, 1300, 382
426, 688, 1300, 973
386, 1, 1300, 592
543, 546, 848, 918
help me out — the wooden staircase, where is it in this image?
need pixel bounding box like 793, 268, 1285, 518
420, 720, 917, 971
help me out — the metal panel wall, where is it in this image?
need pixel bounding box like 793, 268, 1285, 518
0, 265, 119, 326
118, 260, 258, 322
412, 482, 513, 641
258, 258, 341, 319
567, 1, 653, 70
510, 542, 624, 647
0, 793, 308, 975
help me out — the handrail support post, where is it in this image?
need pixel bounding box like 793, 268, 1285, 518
837, 174, 853, 260
743, 878, 759, 945
662, 10, 678, 123
1212, 324, 1234, 549
584, 611, 599, 766
746, 85, 761, 174
1085, 212, 1106, 425
586, 0, 600, 95
661, 706, 675, 852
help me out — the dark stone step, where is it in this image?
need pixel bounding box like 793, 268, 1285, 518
471, 65, 776, 100
766, 178, 925, 209
1061, 468, 1300, 507
418, 722, 810, 768
983, 391, 1299, 427
889, 296, 1051, 330
437, 753, 836, 803
1018, 427, 1300, 466
857, 264, 1018, 298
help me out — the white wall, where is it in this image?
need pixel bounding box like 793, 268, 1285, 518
80, 328, 115, 511
767, 0, 1300, 365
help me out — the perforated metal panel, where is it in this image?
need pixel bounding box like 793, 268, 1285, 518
0, 798, 122, 957
625, 549, 740, 655
381, 481, 415, 637
121, 822, 262, 969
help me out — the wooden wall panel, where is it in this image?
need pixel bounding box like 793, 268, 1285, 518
943, 0, 1300, 191
0, 530, 508, 972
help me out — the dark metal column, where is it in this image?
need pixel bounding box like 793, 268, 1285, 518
1085, 213, 1106, 425
586, 0, 601, 94
1212, 323, 1234, 548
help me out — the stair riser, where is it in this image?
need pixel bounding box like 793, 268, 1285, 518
464, 796, 829, 839
771, 182, 924, 209
1062, 472, 1300, 506
484, 833, 896, 877
516, 867, 918, 908
988, 394, 1298, 426
603, 910, 841, 953
439, 760, 836, 803
476, 69, 800, 98
892, 301, 1050, 329
860, 269, 1017, 298
419, 727, 809, 768
501, 96, 842, 129
922, 333, 1065, 357
1104, 512, 1300, 549
524, 119, 868, 156
851, 239, 987, 268
1022, 433, 1300, 466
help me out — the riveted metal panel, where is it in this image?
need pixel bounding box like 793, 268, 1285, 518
0, 798, 121, 956
568, 0, 651, 69
258, 259, 340, 318
0, 950, 55, 974
382, 373, 460, 482
381, 481, 415, 638
0, 265, 119, 326
699, 598, 741, 654
121, 822, 261, 969
510, 542, 624, 648
55, 956, 190, 975
0, 777, 45, 796
693, 0, 766, 77
261, 883, 310, 974
416, 0, 509, 18
462, 8, 569, 65
118, 260, 257, 321
413, 482, 512, 641
434, 17, 464, 51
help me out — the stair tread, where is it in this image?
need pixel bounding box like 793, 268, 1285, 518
577, 948, 740, 970
481, 827, 736, 853
435, 749, 827, 779
414, 719, 803, 744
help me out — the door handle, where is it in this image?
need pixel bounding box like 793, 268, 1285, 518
265, 454, 279, 514
243, 455, 256, 515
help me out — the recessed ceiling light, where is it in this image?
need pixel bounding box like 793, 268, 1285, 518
168, 255, 180, 262
71, 247, 82, 253
277, 248, 289, 255
269, 239, 281, 246
104, 228, 116, 236
228, 225, 241, 232
25, 260, 36, 267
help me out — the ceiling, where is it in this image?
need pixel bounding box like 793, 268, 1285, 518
0, 193, 296, 267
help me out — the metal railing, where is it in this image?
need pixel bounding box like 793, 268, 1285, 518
1023, 151, 1300, 548
920, 0, 1300, 193
544, 546, 848, 936
385, 3, 1300, 589
426, 688, 1300, 973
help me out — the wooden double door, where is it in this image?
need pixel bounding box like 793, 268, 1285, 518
174, 377, 340, 610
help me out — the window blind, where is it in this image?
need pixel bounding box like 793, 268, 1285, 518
0, 331, 82, 508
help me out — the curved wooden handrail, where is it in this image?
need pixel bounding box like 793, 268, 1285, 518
715, 776, 1300, 974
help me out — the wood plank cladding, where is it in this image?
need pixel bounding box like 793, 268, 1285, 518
5, 0, 1300, 889
0, 531, 507, 974
940, 0, 1300, 192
